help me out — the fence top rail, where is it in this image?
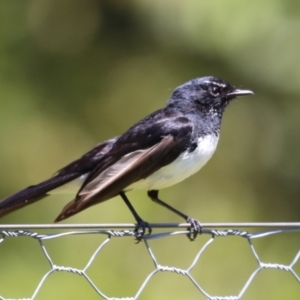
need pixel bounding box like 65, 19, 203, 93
0, 222, 300, 230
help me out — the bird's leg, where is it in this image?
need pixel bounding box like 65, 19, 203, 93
147, 190, 202, 241
119, 192, 152, 241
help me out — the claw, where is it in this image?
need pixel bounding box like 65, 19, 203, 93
186, 217, 202, 241
134, 220, 152, 242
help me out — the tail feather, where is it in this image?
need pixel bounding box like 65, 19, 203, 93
0, 173, 80, 218
0, 137, 118, 219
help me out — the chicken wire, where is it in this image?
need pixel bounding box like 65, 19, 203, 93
0, 223, 300, 300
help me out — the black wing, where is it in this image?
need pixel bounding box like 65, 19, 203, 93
55, 116, 194, 221
0, 137, 118, 217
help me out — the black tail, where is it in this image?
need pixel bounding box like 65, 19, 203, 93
0, 173, 80, 217
0, 137, 118, 219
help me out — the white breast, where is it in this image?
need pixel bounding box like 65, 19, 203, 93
128, 134, 219, 191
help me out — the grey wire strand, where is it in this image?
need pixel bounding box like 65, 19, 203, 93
1, 224, 300, 300
1, 222, 300, 230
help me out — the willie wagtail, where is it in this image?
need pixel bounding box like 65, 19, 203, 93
0, 76, 253, 240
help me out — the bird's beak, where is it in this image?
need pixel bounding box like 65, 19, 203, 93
228, 88, 254, 97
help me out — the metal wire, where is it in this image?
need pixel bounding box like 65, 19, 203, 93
1, 222, 300, 229
1, 223, 300, 300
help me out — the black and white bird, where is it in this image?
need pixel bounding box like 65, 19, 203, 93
0, 76, 253, 240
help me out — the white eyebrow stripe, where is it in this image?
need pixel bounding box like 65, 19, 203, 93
202, 81, 227, 88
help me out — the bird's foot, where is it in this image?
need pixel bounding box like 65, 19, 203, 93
134, 219, 152, 243
186, 217, 202, 241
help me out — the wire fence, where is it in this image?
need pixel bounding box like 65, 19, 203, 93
1, 223, 300, 300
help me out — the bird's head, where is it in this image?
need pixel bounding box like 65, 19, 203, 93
168, 76, 254, 112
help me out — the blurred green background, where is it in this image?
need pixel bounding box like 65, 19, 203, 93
1, 0, 300, 299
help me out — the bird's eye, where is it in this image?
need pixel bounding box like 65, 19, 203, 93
209, 86, 221, 97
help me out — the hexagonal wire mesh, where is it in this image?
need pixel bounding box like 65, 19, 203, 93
0, 223, 300, 300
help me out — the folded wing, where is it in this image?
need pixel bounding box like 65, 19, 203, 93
55, 117, 194, 221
